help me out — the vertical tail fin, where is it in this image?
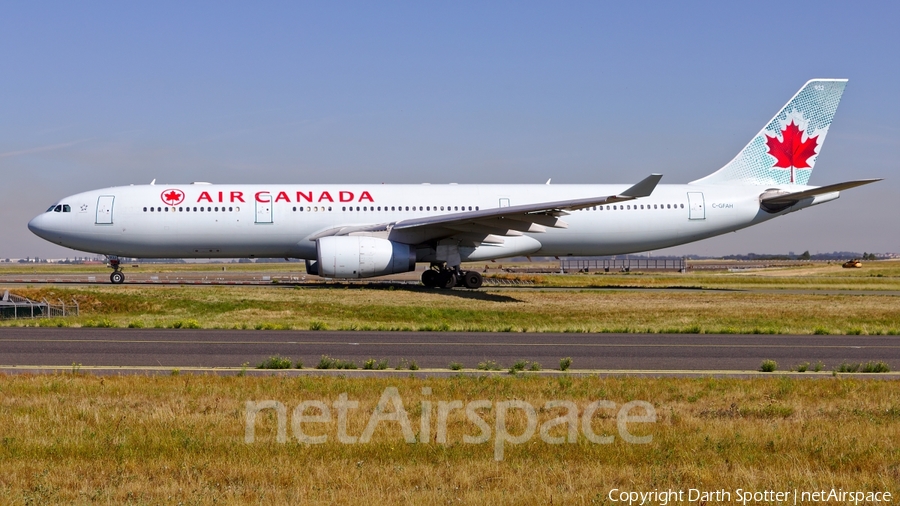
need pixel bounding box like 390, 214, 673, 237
692, 79, 847, 186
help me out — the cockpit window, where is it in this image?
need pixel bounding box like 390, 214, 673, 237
54, 205, 62, 212
62, 205, 71, 212
47, 205, 57, 212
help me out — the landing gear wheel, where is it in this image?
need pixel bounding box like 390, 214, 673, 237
110, 271, 125, 284
439, 271, 458, 289
421, 269, 439, 288
461, 271, 483, 289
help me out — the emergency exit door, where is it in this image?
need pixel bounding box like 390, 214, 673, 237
687, 192, 705, 220
255, 193, 273, 224
95, 196, 114, 224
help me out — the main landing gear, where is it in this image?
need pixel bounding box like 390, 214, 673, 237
421, 264, 483, 289
107, 256, 125, 284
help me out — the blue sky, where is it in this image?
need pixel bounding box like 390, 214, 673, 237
2, 2, 897, 258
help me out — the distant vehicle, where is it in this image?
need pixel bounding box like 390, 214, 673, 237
29, 79, 880, 287
842, 259, 863, 268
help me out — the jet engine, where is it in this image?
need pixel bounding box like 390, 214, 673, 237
315, 236, 416, 278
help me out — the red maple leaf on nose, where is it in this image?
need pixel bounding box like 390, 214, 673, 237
766, 120, 819, 170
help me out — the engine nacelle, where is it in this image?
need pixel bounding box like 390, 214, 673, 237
316, 236, 416, 278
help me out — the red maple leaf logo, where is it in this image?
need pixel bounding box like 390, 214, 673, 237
161, 189, 185, 206
765, 120, 818, 182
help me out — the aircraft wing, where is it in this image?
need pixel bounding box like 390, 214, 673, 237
760, 179, 881, 206
308, 174, 662, 243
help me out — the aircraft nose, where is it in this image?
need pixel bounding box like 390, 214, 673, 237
28, 213, 51, 239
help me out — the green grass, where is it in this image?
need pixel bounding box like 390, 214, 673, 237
837, 361, 892, 373
317, 355, 357, 370
759, 359, 778, 372
476, 360, 501, 371
256, 356, 293, 369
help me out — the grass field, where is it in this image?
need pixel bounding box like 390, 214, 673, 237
2, 279, 899, 334
1, 374, 897, 504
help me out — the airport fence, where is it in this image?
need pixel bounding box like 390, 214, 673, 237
0, 290, 79, 319
559, 258, 686, 273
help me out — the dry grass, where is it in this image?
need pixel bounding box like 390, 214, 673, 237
1, 374, 898, 504
2, 283, 899, 335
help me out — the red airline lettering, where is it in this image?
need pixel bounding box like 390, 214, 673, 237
198, 189, 371, 203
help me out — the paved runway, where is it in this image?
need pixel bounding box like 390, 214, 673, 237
1, 328, 898, 373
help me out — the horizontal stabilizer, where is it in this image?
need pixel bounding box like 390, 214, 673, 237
760, 179, 881, 206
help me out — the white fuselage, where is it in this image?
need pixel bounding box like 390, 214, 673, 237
28, 182, 834, 261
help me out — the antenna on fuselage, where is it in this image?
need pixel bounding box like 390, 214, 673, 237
150, 179, 156, 185
545, 178, 551, 185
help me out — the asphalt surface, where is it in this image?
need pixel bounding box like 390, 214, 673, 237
1, 328, 898, 373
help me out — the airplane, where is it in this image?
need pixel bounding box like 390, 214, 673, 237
28, 79, 879, 288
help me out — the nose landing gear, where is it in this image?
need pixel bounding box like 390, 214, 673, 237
421, 264, 483, 289
107, 256, 125, 284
